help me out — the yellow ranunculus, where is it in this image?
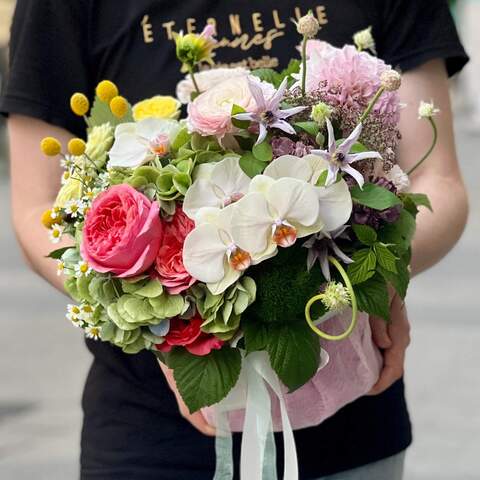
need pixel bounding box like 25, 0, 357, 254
55, 177, 83, 208
132, 96, 181, 121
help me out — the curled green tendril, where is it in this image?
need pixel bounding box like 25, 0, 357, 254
305, 256, 358, 341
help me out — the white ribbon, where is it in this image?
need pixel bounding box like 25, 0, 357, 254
213, 351, 298, 480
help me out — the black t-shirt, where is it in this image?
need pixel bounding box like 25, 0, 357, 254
1, 1, 467, 479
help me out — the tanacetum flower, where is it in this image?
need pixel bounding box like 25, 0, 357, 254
67, 304, 82, 324
418, 101, 440, 119
68, 138, 86, 156
96, 80, 119, 103
110, 96, 129, 118
64, 199, 84, 218
70, 93, 90, 116
80, 303, 95, 321
49, 224, 64, 244
85, 325, 101, 340
132, 96, 181, 121
40, 137, 62, 156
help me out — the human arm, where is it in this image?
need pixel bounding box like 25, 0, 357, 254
369, 58, 469, 394
8, 114, 74, 292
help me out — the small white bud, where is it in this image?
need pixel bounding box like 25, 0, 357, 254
380, 70, 402, 92
418, 101, 440, 119
296, 13, 320, 38
353, 26, 376, 54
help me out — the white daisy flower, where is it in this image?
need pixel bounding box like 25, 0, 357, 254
66, 304, 83, 327
74, 260, 92, 278
65, 199, 84, 218
80, 303, 95, 322
49, 224, 64, 244
85, 325, 101, 340
56, 261, 65, 276
60, 154, 75, 169
50, 207, 62, 220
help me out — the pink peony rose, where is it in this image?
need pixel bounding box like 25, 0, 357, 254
156, 316, 224, 356
155, 205, 196, 294
187, 75, 274, 138
81, 184, 162, 278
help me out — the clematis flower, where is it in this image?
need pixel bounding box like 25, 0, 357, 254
303, 226, 353, 281
108, 118, 181, 169
183, 206, 274, 294
310, 119, 381, 187
231, 177, 324, 255
183, 156, 250, 220
233, 76, 306, 145
262, 154, 353, 232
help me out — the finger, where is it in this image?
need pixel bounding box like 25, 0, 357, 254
367, 342, 406, 395
369, 316, 392, 349
185, 411, 216, 437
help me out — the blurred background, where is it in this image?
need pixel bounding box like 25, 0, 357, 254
0, 0, 479, 479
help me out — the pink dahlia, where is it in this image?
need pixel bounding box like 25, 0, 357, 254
301, 42, 400, 122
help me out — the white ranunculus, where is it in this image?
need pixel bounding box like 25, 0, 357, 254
108, 118, 181, 169
176, 67, 250, 104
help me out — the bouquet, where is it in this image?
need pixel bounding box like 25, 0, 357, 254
41, 16, 437, 479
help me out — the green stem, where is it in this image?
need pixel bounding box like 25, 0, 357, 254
359, 86, 385, 124
301, 35, 308, 96
189, 66, 201, 94
304, 256, 358, 341
407, 117, 438, 175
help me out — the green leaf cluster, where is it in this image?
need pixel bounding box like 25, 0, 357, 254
191, 277, 256, 340
86, 96, 134, 132
250, 59, 301, 88
239, 139, 273, 177
351, 183, 402, 210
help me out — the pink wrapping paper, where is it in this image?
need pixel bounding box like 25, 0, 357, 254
203, 310, 382, 432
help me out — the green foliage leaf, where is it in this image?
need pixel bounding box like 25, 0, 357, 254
378, 209, 416, 253
251, 68, 279, 85
374, 243, 398, 273
294, 121, 320, 137
266, 323, 320, 392
239, 151, 265, 178
354, 274, 390, 321
171, 127, 191, 152
401, 192, 433, 212
231, 104, 250, 129
167, 347, 242, 412
315, 169, 328, 186
351, 183, 402, 210
347, 248, 377, 285
352, 224, 377, 246
377, 254, 410, 300
243, 322, 269, 353
252, 140, 273, 162
86, 96, 133, 131
46, 246, 73, 260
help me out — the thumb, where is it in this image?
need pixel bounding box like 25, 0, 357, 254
370, 315, 392, 349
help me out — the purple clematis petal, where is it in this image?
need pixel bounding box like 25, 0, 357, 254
234, 112, 256, 122
325, 165, 339, 186
256, 123, 268, 145
343, 165, 365, 187
271, 119, 296, 136
347, 151, 382, 164
326, 119, 336, 153
277, 105, 307, 119
337, 123, 363, 155
268, 77, 289, 110
247, 78, 267, 112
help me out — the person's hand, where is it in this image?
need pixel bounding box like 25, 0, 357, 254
367, 292, 411, 395
158, 360, 216, 436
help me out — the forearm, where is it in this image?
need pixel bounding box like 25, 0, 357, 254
409, 174, 468, 275
13, 203, 71, 293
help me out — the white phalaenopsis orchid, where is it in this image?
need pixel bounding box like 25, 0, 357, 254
232, 177, 324, 255
108, 118, 181, 168
183, 156, 251, 220
262, 154, 353, 232
310, 119, 381, 188
182, 206, 275, 294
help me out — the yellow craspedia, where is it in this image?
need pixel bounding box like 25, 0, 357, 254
110, 96, 129, 119
40, 137, 62, 156
41, 209, 61, 229
96, 80, 119, 103
68, 138, 87, 156
132, 96, 181, 121
70, 93, 90, 116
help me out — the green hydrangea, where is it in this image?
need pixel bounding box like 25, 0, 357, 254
192, 276, 256, 340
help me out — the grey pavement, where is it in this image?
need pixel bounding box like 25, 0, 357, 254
0, 117, 479, 480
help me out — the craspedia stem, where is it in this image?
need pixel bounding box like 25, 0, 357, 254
407, 117, 438, 175
304, 256, 358, 341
